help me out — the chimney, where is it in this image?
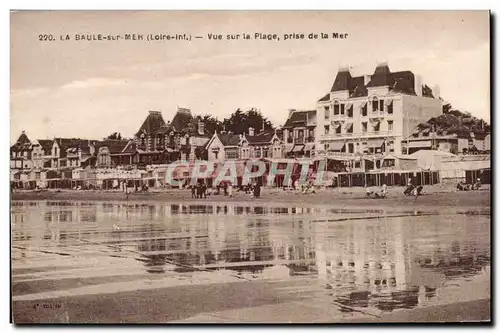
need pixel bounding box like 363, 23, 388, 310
414, 75, 422, 96
432, 85, 440, 99
198, 121, 205, 135
248, 127, 255, 136
364, 75, 371, 86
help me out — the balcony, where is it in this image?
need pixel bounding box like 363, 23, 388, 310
294, 137, 305, 144
321, 131, 393, 140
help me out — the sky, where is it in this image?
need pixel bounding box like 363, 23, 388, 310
10, 10, 490, 143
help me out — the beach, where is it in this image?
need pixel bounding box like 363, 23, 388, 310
12, 184, 491, 211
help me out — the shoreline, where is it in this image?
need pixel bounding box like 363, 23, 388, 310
11, 186, 491, 212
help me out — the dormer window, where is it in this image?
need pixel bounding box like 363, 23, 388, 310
333, 101, 340, 115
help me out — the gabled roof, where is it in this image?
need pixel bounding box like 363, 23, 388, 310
37, 139, 53, 152
95, 139, 130, 154
283, 110, 316, 129
122, 140, 139, 154
246, 131, 278, 145
318, 93, 330, 102
218, 133, 241, 146
135, 111, 167, 137
54, 138, 85, 150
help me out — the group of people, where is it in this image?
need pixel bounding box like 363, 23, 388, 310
457, 178, 482, 191
365, 183, 388, 198
190, 181, 263, 199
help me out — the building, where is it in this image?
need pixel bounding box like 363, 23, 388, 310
10, 131, 33, 170
281, 110, 316, 158
95, 139, 131, 168
64, 139, 98, 168
240, 128, 284, 159
134, 108, 211, 164
31, 139, 54, 169
315, 63, 442, 171
205, 131, 241, 162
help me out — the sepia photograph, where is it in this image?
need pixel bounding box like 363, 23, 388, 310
9, 10, 491, 324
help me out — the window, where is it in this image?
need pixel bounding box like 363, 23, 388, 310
333, 101, 340, 115
388, 120, 394, 132
325, 143, 330, 151
347, 105, 353, 118
387, 101, 393, 114
324, 125, 330, 135
347, 123, 354, 134
373, 122, 380, 132
226, 149, 238, 159
372, 97, 379, 111
213, 150, 219, 159
379, 99, 384, 112
348, 143, 354, 153
324, 106, 330, 119
362, 122, 368, 133
340, 104, 345, 115
335, 125, 341, 134
361, 103, 368, 117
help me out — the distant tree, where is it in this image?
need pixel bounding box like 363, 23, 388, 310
107, 132, 122, 140
200, 114, 223, 134
222, 108, 274, 134
442, 103, 453, 114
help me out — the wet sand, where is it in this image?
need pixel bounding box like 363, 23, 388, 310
11, 188, 491, 324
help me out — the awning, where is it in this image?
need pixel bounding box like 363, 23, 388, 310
366, 139, 385, 148
360, 102, 367, 108
304, 143, 315, 151
407, 140, 432, 148
327, 141, 345, 151
344, 123, 353, 131
284, 144, 294, 153
292, 145, 305, 152
386, 100, 393, 106
370, 119, 380, 125
332, 122, 341, 129
345, 103, 353, 110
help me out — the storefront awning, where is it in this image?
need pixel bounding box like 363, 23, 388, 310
386, 100, 393, 106
332, 122, 341, 129
366, 139, 385, 148
327, 141, 345, 151
407, 140, 432, 148
292, 145, 305, 152
344, 123, 353, 131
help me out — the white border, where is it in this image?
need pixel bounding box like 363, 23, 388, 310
3, 1, 498, 332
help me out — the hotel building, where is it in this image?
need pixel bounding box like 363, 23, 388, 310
315, 63, 442, 170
